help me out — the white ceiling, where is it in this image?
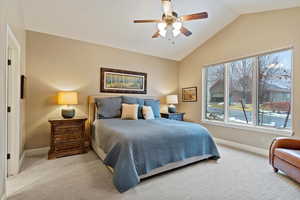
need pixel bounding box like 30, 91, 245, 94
22, 0, 300, 61
222, 0, 300, 14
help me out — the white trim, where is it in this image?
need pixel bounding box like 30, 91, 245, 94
252, 57, 258, 125
6, 25, 22, 176
201, 68, 206, 121
290, 49, 294, 134
202, 120, 293, 136
1, 24, 8, 200
19, 152, 25, 171
224, 63, 229, 123
24, 147, 50, 157
214, 138, 268, 157
1, 194, 6, 200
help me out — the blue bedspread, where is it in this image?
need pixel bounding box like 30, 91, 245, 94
93, 118, 220, 192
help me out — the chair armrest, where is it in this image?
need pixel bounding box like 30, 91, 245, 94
269, 137, 300, 166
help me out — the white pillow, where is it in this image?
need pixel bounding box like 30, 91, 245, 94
142, 106, 155, 120
121, 104, 139, 120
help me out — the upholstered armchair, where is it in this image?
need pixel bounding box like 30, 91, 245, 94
269, 137, 300, 183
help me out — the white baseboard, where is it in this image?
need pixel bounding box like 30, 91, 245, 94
19, 151, 25, 171
214, 138, 269, 157
25, 147, 50, 157
1, 194, 6, 200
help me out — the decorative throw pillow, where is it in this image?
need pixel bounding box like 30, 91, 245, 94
121, 104, 139, 120
95, 97, 122, 119
142, 106, 155, 120
122, 96, 145, 119
144, 99, 161, 118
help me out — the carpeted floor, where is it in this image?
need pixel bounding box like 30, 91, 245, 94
7, 145, 300, 200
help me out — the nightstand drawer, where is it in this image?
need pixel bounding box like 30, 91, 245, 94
54, 132, 82, 143
54, 126, 82, 135
55, 141, 82, 152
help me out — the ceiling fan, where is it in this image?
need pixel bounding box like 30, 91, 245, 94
133, 0, 208, 39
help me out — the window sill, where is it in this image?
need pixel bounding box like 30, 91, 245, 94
201, 120, 294, 136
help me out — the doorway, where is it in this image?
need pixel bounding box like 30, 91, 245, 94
6, 25, 21, 177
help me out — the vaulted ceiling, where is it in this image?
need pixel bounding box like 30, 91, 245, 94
22, 0, 300, 61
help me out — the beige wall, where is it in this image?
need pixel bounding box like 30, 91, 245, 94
25, 31, 179, 149
25, 7, 300, 151
178, 7, 300, 149
0, 0, 26, 197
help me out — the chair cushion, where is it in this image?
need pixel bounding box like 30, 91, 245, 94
274, 148, 300, 167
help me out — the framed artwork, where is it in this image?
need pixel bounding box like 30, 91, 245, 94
182, 87, 197, 102
21, 75, 26, 99
100, 68, 147, 94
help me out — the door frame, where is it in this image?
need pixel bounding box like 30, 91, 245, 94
5, 24, 21, 177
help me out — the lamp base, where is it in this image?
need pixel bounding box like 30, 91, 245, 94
62, 108, 75, 118
168, 105, 176, 113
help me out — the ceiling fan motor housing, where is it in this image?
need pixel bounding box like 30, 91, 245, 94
162, 12, 179, 25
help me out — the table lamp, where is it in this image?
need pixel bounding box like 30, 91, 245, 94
57, 92, 78, 118
166, 95, 178, 113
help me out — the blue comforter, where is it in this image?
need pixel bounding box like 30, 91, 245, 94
93, 118, 220, 192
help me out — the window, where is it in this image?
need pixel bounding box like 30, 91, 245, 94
258, 51, 292, 129
228, 57, 255, 125
205, 65, 225, 121
203, 49, 293, 132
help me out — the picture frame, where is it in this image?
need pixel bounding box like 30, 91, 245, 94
100, 67, 147, 94
21, 75, 26, 99
182, 87, 197, 102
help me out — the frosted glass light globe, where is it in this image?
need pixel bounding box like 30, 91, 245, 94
173, 22, 182, 30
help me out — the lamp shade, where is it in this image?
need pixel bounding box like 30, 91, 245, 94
57, 92, 78, 105
166, 95, 178, 105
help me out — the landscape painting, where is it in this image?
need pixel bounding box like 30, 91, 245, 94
100, 68, 147, 94
182, 87, 197, 102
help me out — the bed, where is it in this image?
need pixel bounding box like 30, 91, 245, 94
88, 95, 220, 192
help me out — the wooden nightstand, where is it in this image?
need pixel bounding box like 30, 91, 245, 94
48, 117, 87, 160
161, 113, 185, 121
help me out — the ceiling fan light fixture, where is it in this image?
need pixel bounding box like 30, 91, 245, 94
173, 29, 181, 37
173, 21, 182, 30
157, 22, 167, 31
133, 0, 208, 39
159, 29, 167, 37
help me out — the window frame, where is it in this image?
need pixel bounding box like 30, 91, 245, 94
201, 48, 294, 136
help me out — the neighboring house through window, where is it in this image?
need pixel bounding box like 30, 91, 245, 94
203, 49, 293, 132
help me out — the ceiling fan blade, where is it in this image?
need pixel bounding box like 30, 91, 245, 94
133, 19, 161, 23
180, 26, 192, 37
161, 0, 173, 15
180, 12, 208, 21
152, 31, 160, 38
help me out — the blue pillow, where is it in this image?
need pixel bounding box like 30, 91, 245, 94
95, 97, 122, 119
144, 99, 161, 118
122, 96, 144, 119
